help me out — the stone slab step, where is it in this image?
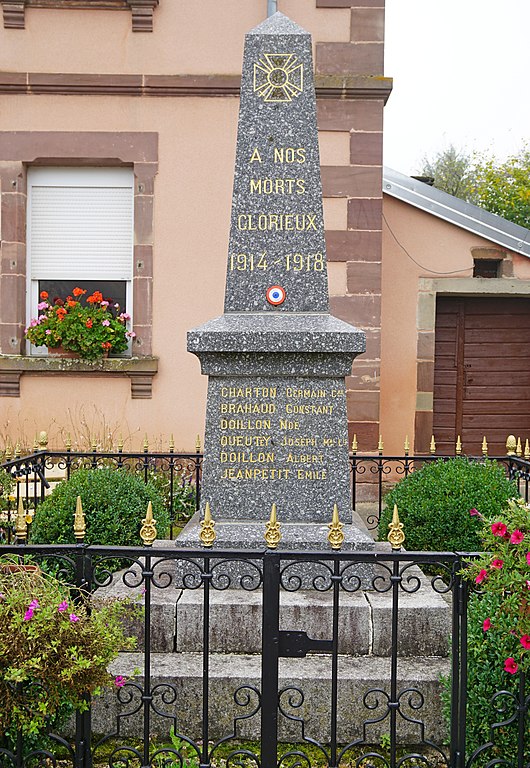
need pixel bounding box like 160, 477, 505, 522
93, 652, 450, 746
100, 563, 451, 657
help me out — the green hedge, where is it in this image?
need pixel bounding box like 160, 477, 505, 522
379, 458, 517, 552
30, 467, 169, 546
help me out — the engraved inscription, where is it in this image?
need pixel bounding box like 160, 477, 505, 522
215, 380, 347, 483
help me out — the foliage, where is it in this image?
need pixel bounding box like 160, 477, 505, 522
468, 147, 530, 229
0, 466, 15, 510
420, 144, 530, 229
0, 560, 136, 744
25, 287, 133, 361
420, 144, 474, 198
0, 467, 15, 543
464, 498, 530, 674
147, 468, 196, 529
30, 467, 169, 546
441, 499, 530, 760
379, 458, 517, 552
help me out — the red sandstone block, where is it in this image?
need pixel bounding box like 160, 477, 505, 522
350, 8, 385, 42
350, 132, 383, 166
347, 197, 382, 230
316, 42, 384, 76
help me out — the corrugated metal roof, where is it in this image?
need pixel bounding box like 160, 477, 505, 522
383, 167, 530, 258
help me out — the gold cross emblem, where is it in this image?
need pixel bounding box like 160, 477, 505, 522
253, 53, 304, 103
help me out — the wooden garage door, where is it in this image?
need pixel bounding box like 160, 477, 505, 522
433, 296, 530, 455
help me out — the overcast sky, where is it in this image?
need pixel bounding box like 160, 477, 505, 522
383, 0, 530, 176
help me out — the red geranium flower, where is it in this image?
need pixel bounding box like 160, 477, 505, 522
87, 291, 103, 304
40, 290, 48, 300
510, 530, 524, 545
483, 618, 492, 631
85, 318, 93, 329
520, 635, 530, 649
73, 287, 86, 297
475, 569, 488, 584
491, 559, 504, 569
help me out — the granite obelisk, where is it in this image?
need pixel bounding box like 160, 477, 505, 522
188, 13, 368, 540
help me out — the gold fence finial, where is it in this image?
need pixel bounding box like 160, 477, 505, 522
516, 437, 523, 457
38, 431, 48, 450
264, 503, 281, 549
74, 496, 86, 542
33, 434, 39, 452
506, 435, 517, 456
378, 435, 384, 455
65, 433, 72, 451
91, 438, 98, 453
351, 434, 358, 453
456, 435, 462, 455
430, 435, 436, 455
117, 435, 124, 452
140, 501, 157, 546
327, 503, 344, 550
14, 442, 21, 459
169, 434, 175, 453
525, 439, 530, 460
481, 436, 488, 456
387, 504, 405, 550
199, 502, 216, 548
4, 442, 12, 461
196, 434, 201, 453
15, 496, 27, 544
404, 435, 410, 456
143, 434, 149, 453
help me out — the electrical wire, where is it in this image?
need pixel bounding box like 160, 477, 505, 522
382, 212, 471, 275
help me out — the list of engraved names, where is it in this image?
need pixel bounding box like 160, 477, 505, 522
216, 381, 347, 481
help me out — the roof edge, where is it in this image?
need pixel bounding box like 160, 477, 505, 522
383, 167, 530, 258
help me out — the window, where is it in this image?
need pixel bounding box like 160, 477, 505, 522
473, 258, 502, 278
26, 167, 134, 355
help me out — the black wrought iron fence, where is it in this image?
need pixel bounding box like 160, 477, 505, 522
2, 444, 530, 543
0, 540, 528, 768
0, 448, 203, 543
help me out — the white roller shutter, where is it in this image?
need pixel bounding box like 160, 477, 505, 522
28, 167, 134, 281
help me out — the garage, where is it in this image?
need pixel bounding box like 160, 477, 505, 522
433, 296, 530, 455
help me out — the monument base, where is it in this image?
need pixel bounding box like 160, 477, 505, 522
177, 510, 374, 552
176, 511, 376, 589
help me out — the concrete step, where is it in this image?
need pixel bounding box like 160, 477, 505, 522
93, 651, 450, 746
101, 566, 451, 658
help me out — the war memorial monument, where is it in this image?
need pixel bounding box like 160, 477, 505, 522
187, 12, 372, 550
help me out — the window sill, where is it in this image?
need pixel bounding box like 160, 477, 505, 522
0, 354, 158, 398
2, 1, 159, 32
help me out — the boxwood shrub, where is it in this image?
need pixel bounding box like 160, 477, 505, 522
379, 458, 517, 552
30, 467, 169, 546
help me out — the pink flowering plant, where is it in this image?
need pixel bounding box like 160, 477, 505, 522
0, 558, 136, 741
465, 497, 530, 676
24, 288, 134, 361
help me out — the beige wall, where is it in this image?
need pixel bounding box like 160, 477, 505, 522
0, 1, 349, 76
0, 0, 388, 450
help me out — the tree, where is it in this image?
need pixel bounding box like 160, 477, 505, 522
419, 144, 474, 198
419, 145, 530, 230
468, 148, 530, 230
